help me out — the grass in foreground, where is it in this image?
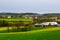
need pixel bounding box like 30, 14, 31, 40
0, 30, 60, 40
0, 27, 60, 40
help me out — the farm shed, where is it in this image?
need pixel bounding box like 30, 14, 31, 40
35, 22, 58, 27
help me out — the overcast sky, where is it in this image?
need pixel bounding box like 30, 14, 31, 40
0, 0, 60, 13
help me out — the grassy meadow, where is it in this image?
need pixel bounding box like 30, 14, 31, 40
0, 18, 60, 40
0, 18, 32, 21
0, 27, 60, 40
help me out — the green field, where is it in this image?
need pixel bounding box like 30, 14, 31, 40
0, 18, 60, 40
0, 18, 32, 21
0, 27, 60, 40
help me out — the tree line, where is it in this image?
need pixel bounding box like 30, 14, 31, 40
0, 20, 33, 32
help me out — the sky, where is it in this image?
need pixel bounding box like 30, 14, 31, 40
0, 0, 60, 13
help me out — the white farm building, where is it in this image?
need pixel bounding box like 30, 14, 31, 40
40, 22, 58, 26
35, 22, 58, 27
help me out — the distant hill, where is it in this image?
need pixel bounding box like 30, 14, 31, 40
0, 13, 41, 16
0, 13, 60, 17
20, 13, 38, 15
43, 13, 60, 16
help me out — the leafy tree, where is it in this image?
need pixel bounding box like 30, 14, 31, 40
12, 21, 25, 32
